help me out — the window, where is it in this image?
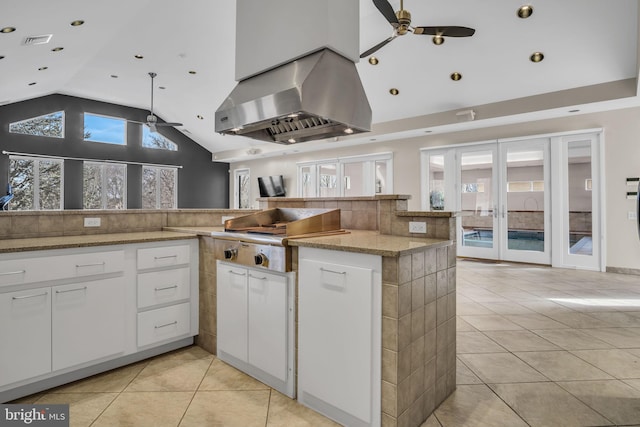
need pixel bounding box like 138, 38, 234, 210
462, 183, 485, 193
8, 156, 63, 210
9, 111, 64, 138
83, 162, 126, 209
233, 169, 251, 209
507, 180, 545, 192
83, 113, 126, 145
142, 127, 178, 151
142, 166, 177, 209
298, 153, 393, 197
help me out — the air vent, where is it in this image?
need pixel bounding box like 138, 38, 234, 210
23, 34, 52, 46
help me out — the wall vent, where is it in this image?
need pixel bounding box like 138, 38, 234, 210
23, 34, 53, 46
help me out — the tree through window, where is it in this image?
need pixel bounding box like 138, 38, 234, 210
9, 156, 63, 210
9, 111, 65, 138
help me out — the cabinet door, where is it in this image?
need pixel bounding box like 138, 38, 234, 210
0, 288, 51, 387
247, 270, 288, 381
217, 265, 248, 362
52, 277, 125, 371
298, 258, 374, 424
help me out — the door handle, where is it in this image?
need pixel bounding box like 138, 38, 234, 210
12, 291, 48, 300
56, 286, 88, 294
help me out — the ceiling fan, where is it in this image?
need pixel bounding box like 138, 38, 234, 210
361, 0, 476, 58
128, 72, 182, 132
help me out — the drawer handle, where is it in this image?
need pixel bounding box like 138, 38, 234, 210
76, 262, 105, 268
228, 270, 246, 276
56, 286, 88, 294
155, 284, 179, 291
155, 321, 178, 329
12, 291, 48, 300
155, 255, 178, 260
248, 274, 267, 280
0, 270, 26, 277
320, 267, 347, 275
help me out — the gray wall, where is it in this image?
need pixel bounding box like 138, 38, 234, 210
0, 94, 229, 209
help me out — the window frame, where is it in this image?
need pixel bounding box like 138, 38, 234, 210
82, 161, 127, 210
141, 165, 178, 209
8, 155, 64, 210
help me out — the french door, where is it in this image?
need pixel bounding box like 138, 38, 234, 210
456, 139, 551, 264
424, 130, 604, 269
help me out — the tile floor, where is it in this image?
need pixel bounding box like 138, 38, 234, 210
11, 259, 640, 426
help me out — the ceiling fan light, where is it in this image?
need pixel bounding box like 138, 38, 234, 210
432, 35, 445, 45
530, 52, 544, 62
517, 5, 534, 19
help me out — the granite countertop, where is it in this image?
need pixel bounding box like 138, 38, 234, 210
287, 230, 451, 257
0, 231, 198, 253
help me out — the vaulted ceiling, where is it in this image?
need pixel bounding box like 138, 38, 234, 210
1, 0, 638, 162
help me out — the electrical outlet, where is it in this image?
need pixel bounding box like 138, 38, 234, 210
84, 217, 101, 227
628, 211, 638, 220
409, 221, 427, 233
221, 215, 234, 225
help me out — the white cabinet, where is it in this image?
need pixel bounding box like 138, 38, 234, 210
217, 261, 295, 397
52, 277, 125, 371
217, 265, 249, 361
298, 247, 381, 427
0, 288, 51, 387
136, 242, 197, 349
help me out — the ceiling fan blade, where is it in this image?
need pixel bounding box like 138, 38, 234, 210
413, 26, 476, 37
372, 0, 399, 27
360, 35, 397, 58
155, 122, 183, 127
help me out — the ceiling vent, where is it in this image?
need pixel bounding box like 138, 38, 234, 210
23, 34, 52, 46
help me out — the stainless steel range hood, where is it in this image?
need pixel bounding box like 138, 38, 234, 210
215, 49, 371, 144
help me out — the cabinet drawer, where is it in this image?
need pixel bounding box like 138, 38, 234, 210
137, 245, 190, 270
0, 250, 124, 288
137, 302, 190, 347
137, 268, 190, 309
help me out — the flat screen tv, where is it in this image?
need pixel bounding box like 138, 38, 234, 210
258, 175, 286, 197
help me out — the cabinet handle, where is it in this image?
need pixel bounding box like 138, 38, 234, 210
12, 291, 48, 300
248, 274, 267, 280
154, 321, 178, 329
0, 270, 26, 276
76, 262, 105, 268
155, 255, 178, 260
228, 270, 246, 276
155, 284, 179, 291
320, 267, 347, 275
56, 286, 88, 294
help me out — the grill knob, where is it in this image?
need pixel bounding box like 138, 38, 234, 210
223, 249, 237, 260
254, 253, 267, 266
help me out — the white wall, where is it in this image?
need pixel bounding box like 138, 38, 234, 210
230, 106, 640, 271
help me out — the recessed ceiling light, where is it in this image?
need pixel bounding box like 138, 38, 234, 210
517, 5, 534, 19
28, 82, 37, 86
450, 72, 462, 81
188, 70, 196, 75
51, 47, 64, 52
368, 56, 379, 65
530, 52, 544, 62
432, 35, 445, 45
197, 115, 204, 120
110, 74, 118, 78
134, 54, 143, 59
70, 20, 85, 26
1, 27, 16, 34
38, 66, 48, 71
389, 88, 399, 95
